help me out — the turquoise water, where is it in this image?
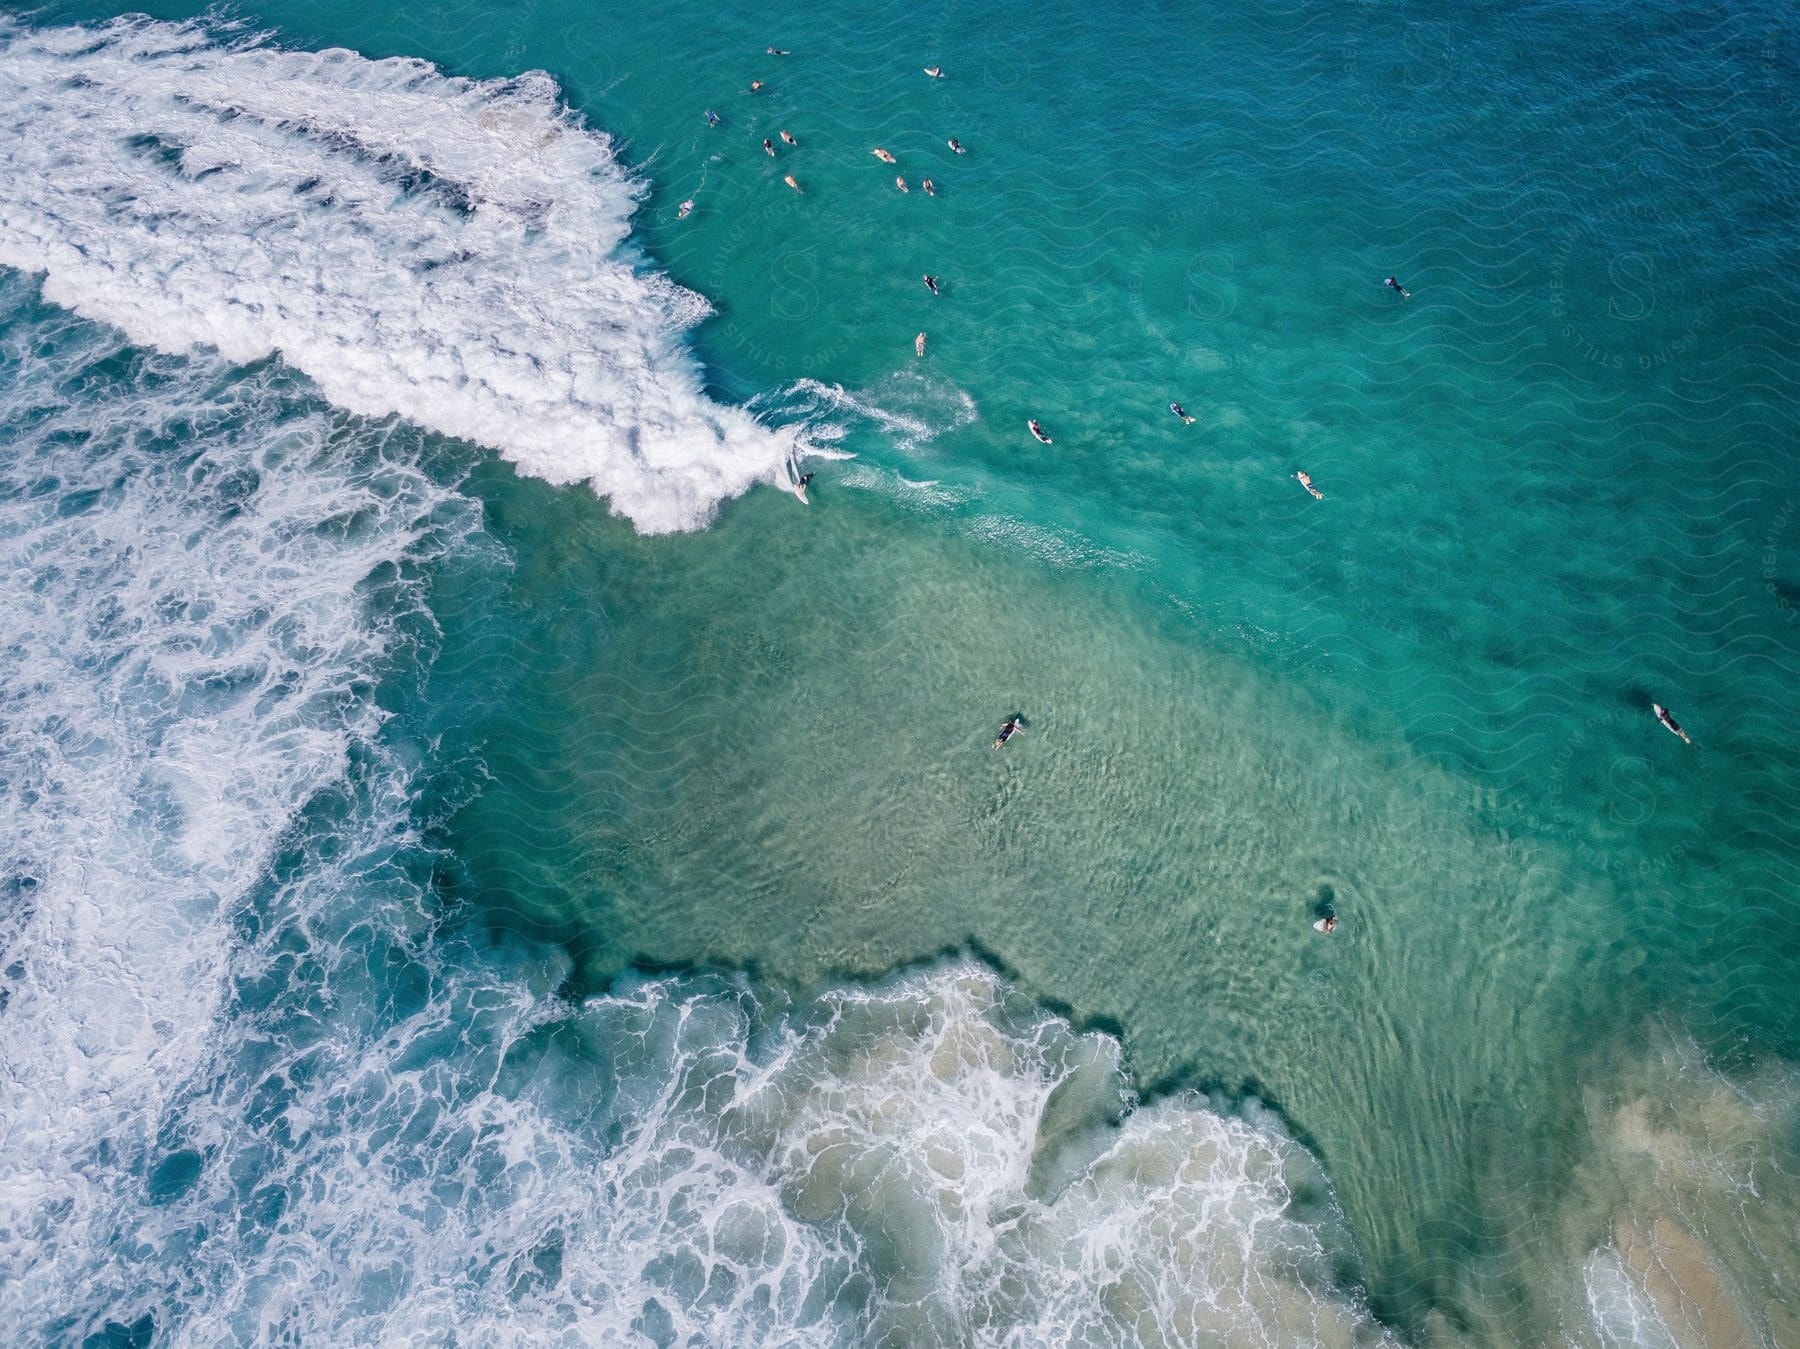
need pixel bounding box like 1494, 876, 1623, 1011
1, 0, 1797, 1344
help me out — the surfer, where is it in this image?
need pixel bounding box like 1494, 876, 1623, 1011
872, 147, 897, 164
780, 129, 798, 146
795, 472, 814, 504
677, 198, 694, 219
896, 175, 908, 192
925, 65, 945, 78
1315, 915, 1337, 934
749, 79, 764, 92
763, 137, 775, 156
923, 274, 940, 296
767, 45, 789, 55
947, 137, 966, 154
1029, 420, 1052, 444
784, 174, 803, 193
705, 109, 721, 127
1170, 401, 1195, 424
1383, 276, 1411, 298
915, 332, 926, 357
1653, 703, 1692, 744
992, 716, 1024, 749
922, 178, 936, 196
1294, 470, 1323, 500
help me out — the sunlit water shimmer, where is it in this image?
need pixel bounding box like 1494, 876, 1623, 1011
2, 2, 1797, 1345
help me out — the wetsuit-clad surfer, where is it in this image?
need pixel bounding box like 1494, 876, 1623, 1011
923, 274, 940, 296
947, 138, 966, 154
1383, 276, 1411, 298
1653, 703, 1692, 744
1170, 402, 1195, 424
993, 716, 1024, 749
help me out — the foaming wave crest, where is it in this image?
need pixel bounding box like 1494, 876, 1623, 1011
0, 16, 803, 532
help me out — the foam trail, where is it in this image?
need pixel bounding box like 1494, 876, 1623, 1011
0, 16, 801, 532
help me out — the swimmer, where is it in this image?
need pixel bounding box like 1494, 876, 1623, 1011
705, 109, 721, 127
922, 178, 936, 196
763, 137, 775, 156
1652, 703, 1692, 744
915, 332, 926, 357
872, 147, 897, 164
784, 174, 802, 193
1294, 470, 1323, 500
992, 716, 1024, 749
947, 138, 966, 154
896, 175, 908, 192
1028, 419, 1052, 444
677, 198, 694, 219
923, 274, 940, 296
1383, 275, 1411, 298
924, 65, 945, 78
1170, 401, 1195, 424
767, 45, 789, 55
749, 79, 764, 93
795, 471, 814, 504
780, 129, 798, 146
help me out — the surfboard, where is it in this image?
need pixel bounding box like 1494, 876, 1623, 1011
1313, 918, 1334, 932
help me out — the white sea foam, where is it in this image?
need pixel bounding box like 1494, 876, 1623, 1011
0, 16, 804, 533
0, 294, 477, 1332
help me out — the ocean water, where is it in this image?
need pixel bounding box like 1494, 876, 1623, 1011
1, 1, 1797, 1345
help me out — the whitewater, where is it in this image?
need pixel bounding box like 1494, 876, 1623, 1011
3, 14, 1797, 1347
0, 16, 809, 533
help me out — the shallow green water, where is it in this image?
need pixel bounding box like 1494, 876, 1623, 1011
8, 0, 1800, 1341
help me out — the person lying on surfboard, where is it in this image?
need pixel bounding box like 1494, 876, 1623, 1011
1294, 470, 1323, 499
947, 137, 966, 154
1314, 915, 1336, 934
993, 716, 1024, 749
1028, 420, 1052, 444
923, 274, 940, 296
1383, 275, 1411, 298
1170, 402, 1195, 424
1653, 703, 1691, 743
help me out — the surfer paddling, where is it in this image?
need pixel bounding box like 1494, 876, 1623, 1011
947, 137, 966, 154
922, 178, 936, 196
872, 147, 897, 164
896, 175, 909, 192
780, 129, 798, 146
924, 65, 945, 78
677, 198, 694, 220
767, 45, 789, 55
784, 174, 803, 194
1294, 470, 1323, 500
992, 716, 1024, 749
1383, 275, 1411, 298
1170, 401, 1195, 424
1652, 703, 1691, 744
915, 332, 926, 357
764, 137, 776, 157
923, 274, 940, 296
1028, 420, 1052, 444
